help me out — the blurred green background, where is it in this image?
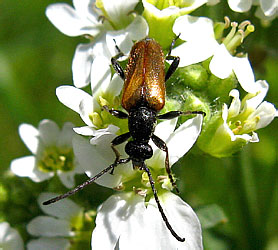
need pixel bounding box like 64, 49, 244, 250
0, 0, 277, 249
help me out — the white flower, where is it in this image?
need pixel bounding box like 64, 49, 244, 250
172, 15, 258, 93
27, 192, 83, 250
228, 0, 277, 21
10, 120, 83, 188
73, 115, 203, 248
0, 222, 24, 250
221, 80, 278, 142
46, 0, 148, 88
143, 0, 208, 17
197, 80, 277, 157
55, 68, 125, 141
142, 0, 207, 48
91, 192, 203, 250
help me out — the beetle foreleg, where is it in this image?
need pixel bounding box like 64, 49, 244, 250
110, 132, 131, 174
157, 110, 206, 120
103, 105, 128, 119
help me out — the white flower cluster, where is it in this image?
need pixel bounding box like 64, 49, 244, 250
6, 0, 277, 249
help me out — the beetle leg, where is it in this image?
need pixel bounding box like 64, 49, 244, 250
110, 132, 131, 174
157, 110, 206, 120
111, 39, 125, 80
103, 105, 128, 119
151, 134, 179, 193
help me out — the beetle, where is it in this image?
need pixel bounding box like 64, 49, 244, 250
43, 37, 204, 242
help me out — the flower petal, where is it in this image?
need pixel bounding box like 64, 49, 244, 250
90, 56, 111, 95
255, 6, 277, 21
118, 194, 150, 250
249, 132, 259, 142
73, 0, 99, 20
125, 15, 149, 41
106, 32, 133, 59
228, 0, 252, 12
27, 216, 72, 237
173, 15, 215, 42
73, 125, 119, 138
56, 86, 94, 127
167, 115, 203, 166
244, 80, 269, 110
143, 0, 180, 17
232, 55, 257, 93
38, 192, 82, 220
172, 39, 217, 67
72, 135, 123, 188
57, 122, 75, 147
73, 126, 96, 136
154, 119, 177, 142
38, 119, 60, 146
46, 4, 95, 37
57, 170, 76, 188
0, 222, 24, 250
209, 44, 233, 79
72, 43, 93, 88
91, 193, 145, 250
248, 101, 278, 130
149, 115, 203, 167
102, 0, 139, 28
147, 118, 177, 166
228, 89, 241, 118
27, 237, 70, 250
89, 125, 120, 145
10, 156, 52, 182
18, 123, 39, 154
260, 0, 277, 16
145, 192, 203, 249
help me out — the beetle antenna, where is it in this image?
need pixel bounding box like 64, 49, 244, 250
142, 163, 185, 242
113, 39, 124, 59
43, 158, 131, 205
168, 33, 181, 56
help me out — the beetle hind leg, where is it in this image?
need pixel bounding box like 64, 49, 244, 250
142, 163, 185, 242
151, 134, 179, 193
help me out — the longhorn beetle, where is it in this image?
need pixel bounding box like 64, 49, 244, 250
43, 36, 205, 242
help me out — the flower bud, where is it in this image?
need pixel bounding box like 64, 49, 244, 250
207, 73, 238, 103
177, 65, 209, 91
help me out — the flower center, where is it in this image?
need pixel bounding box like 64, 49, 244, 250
89, 95, 128, 133
37, 146, 74, 173
220, 17, 255, 55
229, 113, 260, 135
151, 0, 192, 10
